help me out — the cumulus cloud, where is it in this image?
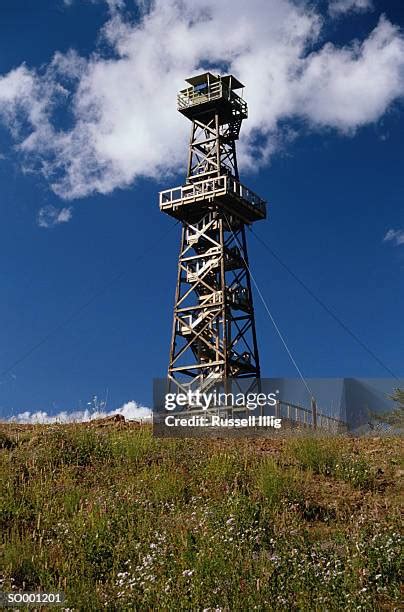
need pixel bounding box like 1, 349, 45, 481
384, 229, 404, 246
0, 1, 403, 199
6, 400, 151, 423
328, 0, 373, 17
37, 205, 73, 228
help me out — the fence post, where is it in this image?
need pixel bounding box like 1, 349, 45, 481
311, 397, 317, 430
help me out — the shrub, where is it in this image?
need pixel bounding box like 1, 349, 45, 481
0, 430, 16, 450
34, 428, 113, 468
288, 437, 338, 475
335, 456, 376, 490
256, 458, 301, 509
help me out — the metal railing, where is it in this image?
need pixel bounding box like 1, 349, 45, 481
177, 81, 247, 116
276, 401, 347, 433
228, 178, 266, 213
159, 175, 266, 215
178, 81, 223, 109
160, 176, 226, 205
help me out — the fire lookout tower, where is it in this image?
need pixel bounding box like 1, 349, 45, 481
159, 73, 266, 390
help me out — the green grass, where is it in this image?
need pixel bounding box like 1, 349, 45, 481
288, 437, 379, 489
0, 423, 402, 610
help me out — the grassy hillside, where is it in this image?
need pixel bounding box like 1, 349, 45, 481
0, 422, 402, 610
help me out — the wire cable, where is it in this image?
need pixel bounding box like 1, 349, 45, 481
224, 213, 314, 398
250, 227, 400, 381
0, 220, 179, 380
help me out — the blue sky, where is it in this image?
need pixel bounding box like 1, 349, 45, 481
0, 0, 403, 419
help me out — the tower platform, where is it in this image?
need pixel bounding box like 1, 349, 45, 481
159, 174, 266, 224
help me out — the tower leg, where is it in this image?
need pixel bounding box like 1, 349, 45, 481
168, 209, 261, 388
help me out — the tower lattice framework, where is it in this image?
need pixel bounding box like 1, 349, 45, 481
160, 73, 266, 391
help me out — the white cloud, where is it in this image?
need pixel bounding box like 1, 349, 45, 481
329, 0, 373, 17
0, 1, 403, 199
289, 17, 404, 131
384, 228, 404, 246
7, 400, 151, 423
37, 205, 73, 228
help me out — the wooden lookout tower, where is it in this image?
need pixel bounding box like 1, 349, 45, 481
159, 73, 267, 391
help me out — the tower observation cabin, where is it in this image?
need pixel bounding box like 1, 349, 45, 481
160, 73, 266, 225
160, 73, 267, 387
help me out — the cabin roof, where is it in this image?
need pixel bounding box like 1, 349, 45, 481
185, 72, 244, 90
